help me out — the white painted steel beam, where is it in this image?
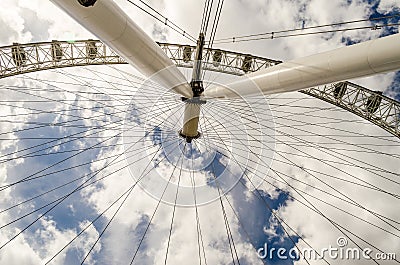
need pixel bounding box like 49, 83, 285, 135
204, 33, 400, 99
51, 0, 193, 98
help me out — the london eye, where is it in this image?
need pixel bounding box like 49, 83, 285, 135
0, 1, 399, 264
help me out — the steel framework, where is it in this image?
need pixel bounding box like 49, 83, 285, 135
0, 40, 398, 138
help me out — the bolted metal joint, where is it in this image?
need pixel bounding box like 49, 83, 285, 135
179, 130, 201, 143
77, 0, 97, 7
190, 80, 204, 97
184, 97, 207, 105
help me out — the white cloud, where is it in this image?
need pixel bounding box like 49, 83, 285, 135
377, 0, 400, 12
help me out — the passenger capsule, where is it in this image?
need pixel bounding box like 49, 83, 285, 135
182, 46, 192, 63
212, 50, 222, 67
242, 55, 252, 73
11, 43, 27, 67
51, 41, 63, 61
86, 40, 97, 59
366, 91, 383, 114
333, 82, 347, 100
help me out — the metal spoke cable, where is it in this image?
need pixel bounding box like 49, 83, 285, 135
189, 144, 208, 265
0, 128, 184, 213
202, 0, 224, 79
33, 67, 174, 100
207, 102, 400, 201
0, 135, 183, 234
219, 147, 394, 264
0, 97, 183, 191
200, 0, 214, 35
274, 149, 400, 173
201, 102, 400, 236
264, 135, 400, 235
206, 102, 400, 180
200, 112, 315, 265
79, 187, 131, 264
273, 121, 400, 181
271, 157, 400, 228
207, 0, 224, 48
128, 140, 186, 264
199, 118, 261, 261
0, 113, 128, 164
106, 64, 180, 93
0, 108, 181, 192
0, 105, 180, 167
15, 72, 168, 97
75, 66, 158, 89
10, 88, 186, 260
0, 97, 169, 166
53, 68, 172, 106
202, 129, 400, 232
193, 140, 237, 263
206, 119, 382, 264
210, 100, 400, 175
0, 138, 150, 161
136, 0, 196, 41
0, 81, 134, 114
79, 135, 185, 264
275, 141, 400, 147
202, 134, 399, 198
126, 0, 196, 42
192, 137, 240, 265
262, 167, 391, 263
46, 132, 182, 264
213, 13, 400, 41
218, 144, 400, 229
164, 144, 185, 265
198, 112, 303, 261
214, 23, 400, 44
1, 84, 132, 100
267, 168, 400, 237
0, 138, 168, 215
3, 85, 127, 123
0, 82, 179, 163
0, 100, 186, 252
264, 166, 385, 264
45, 71, 129, 108
0, 129, 139, 251
0, 106, 125, 138
46, 186, 133, 264
212, 13, 400, 44
201, 134, 399, 198
0, 97, 129, 122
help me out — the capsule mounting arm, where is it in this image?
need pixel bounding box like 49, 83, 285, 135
204, 33, 400, 99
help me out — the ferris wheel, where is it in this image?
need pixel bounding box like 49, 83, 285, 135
0, 0, 399, 264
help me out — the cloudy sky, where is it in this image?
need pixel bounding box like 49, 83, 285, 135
0, 0, 399, 265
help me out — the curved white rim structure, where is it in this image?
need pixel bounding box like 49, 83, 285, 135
1, 40, 399, 138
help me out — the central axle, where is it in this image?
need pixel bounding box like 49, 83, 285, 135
179, 33, 206, 143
